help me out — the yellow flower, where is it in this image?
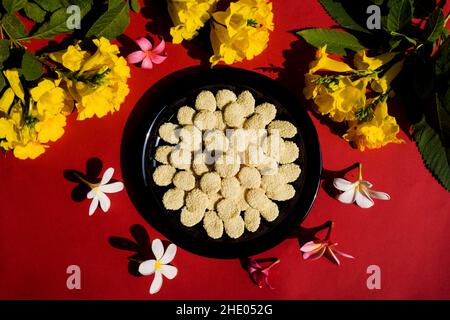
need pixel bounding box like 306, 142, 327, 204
308, 46, 354, 74
209, 0, 274, 66
168, 0, 218, 44
34, 113, 67, 143
74, 83, 114, 120
3, 69, 24, 102
13, 141, 46, 160
371, 60, 405, 94
5, 123, 47, 160
53, 38, 130, 120
0, 87, 15, 114
30, 79, 72, 116
305, 74, 369, 122
48, 44, 89, 72
354, 50, 397, 71
80, 37, 120, 73
303, 74, 322, 100
1, 78, 72, 159
343, 101, 404, 151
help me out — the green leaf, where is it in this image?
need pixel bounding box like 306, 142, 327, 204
412, 115, 450, 191
437, 92, 450, 147
29, 8, 69, 39
30, 0, 92, 39
1, 0, 26, 13
0, 39, 10, 66
423, 9, 445, 43
390, 31, 417, 45
86, 1, 130, 39
0, 72, 6, 93
436, 38, 450, 76
23, 2, 47, 23
371, 0, 384, 4
413, 60, 434, 100
389, 37, 402, 50
32, 0, 63, 12
0, 14, 28, 39
130, 0, 140, 13
20, 52, 43, 81
319, 0, 370, 34
316, 0, 371, 33
443, 29, 449, 39
108, 0, 124, 9
387, 0, 400, 8
296, 28, 365, 56
387, 0, 413, 31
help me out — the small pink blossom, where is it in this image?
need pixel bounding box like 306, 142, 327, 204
127, 37, 167, 69
245, 257, 279, 289
300, 222, 354, 266
301, 240, 354, 266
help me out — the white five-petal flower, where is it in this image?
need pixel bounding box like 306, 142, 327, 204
333, 163, 390, 209
85, 167, 124, 216
139, 239, 178, 294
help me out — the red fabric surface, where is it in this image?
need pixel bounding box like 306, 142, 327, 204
1, 1, 450, 300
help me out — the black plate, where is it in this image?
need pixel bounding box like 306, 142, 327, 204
121, 67, 322, 259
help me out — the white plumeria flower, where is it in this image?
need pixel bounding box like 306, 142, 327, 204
84, 167, 124, 216
138, 239, 178, 294
333, 163, 390, 209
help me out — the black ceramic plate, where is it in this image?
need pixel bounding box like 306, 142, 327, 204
121, 67, 321, 259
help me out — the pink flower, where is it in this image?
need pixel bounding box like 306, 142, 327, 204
127, 37, 167, 69
301, 240, 354, 266
245, 257, 279, 289
300, 221, 354, 266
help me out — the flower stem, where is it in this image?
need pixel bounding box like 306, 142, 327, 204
358, 162, 363, 180
263, 259, 280, 272
73, 172, 97, 189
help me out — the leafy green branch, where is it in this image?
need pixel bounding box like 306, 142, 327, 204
296, 0, 450, 191
0, 0, 138, 101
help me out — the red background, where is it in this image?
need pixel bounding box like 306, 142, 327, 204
1, 0, 450, 300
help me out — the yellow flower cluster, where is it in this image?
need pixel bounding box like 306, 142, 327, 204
344, 101, 403, 151
0, 70, 71, 159
168, 0, 218, 44
49, 37, 130, 120
210, 0, 274, 66
0, 38, 130, 160
303, 46, 404, 151
167, 0, 274, 66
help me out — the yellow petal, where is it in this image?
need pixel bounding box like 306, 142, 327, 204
35, 113, 66, 143
3, 69, 24, 102
62, 45, 89, 72
13, 142, 47, 160
0, 87, 15, 113
303, 74, 321, 100
30, 79, 55, 102
354, 50, 397, 71
309, 46, 354, 74
9, 101, 23, 126
314, 90, 336, 115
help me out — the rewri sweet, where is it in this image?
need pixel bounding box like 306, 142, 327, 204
153, 89, 301, 239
